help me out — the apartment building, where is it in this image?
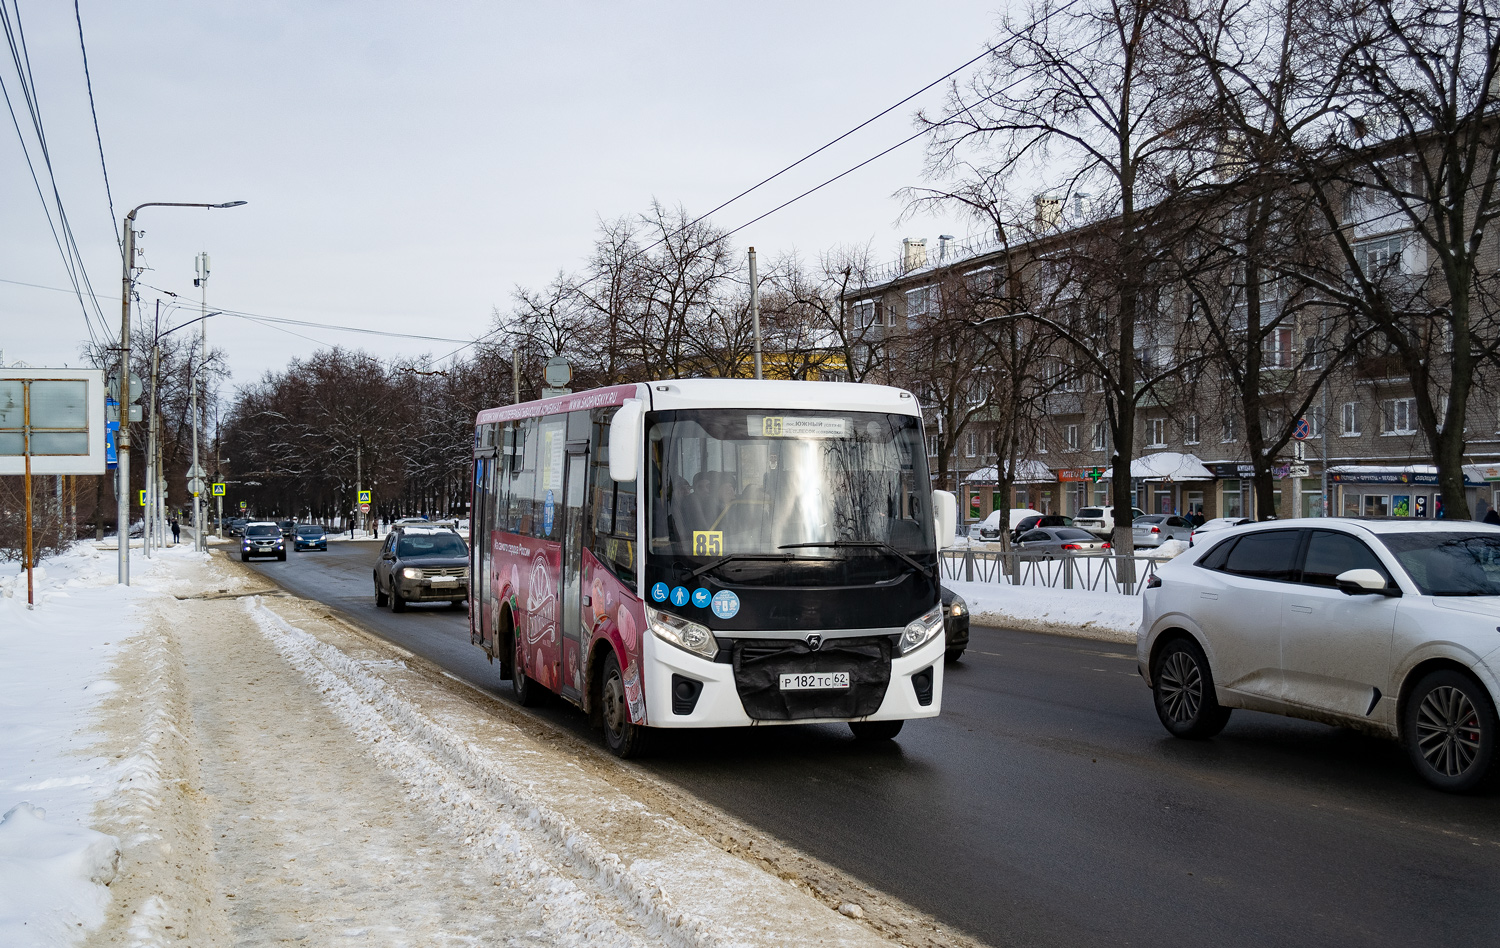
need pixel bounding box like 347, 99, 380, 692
844, 204, 1500, 525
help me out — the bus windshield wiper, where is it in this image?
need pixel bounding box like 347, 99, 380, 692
686, 552, 833, 581
777, 541, 929, 577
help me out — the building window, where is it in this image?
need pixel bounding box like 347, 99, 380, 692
1065, 424, 1080, 451
1147, 418, 1166, 448
927, 434, 938, 457
1263, 327, 1294, 368
1091, 422, 1107, 451
1306, 406, 1325, 439
1354, 234, 1405, 276
1222, 413, 1239, 443
852, 300, 876, 328
1382, 397, 1417, 435
905, 286, 933, 320
1184, 414, 1199, 445
965, 431, 977, 457
1341, 402, 1360, 437
1038, 429, 1049, 454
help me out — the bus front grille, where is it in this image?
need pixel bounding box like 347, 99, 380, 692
730, 637, 892, 721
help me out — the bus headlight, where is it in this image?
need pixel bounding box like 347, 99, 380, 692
646, 606, 718, 660
898, 604, 945, 655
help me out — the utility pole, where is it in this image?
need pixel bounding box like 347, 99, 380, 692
512, 348, 520, 403
749, 247, 763, 380
116, 218, 136, 584
192, 251, 210, 551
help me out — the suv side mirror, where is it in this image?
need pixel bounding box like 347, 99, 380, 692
1335, 568, 1399, 597
609, 399, 643, 482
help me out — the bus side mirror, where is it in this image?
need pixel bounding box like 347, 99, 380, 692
609, 399, 643, 482
932, 490, 957, 550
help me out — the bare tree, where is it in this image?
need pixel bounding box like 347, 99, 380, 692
914, 0, 1216, 553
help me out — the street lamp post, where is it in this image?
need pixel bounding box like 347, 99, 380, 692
116, 201, 245, 584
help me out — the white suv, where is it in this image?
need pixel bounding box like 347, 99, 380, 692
1138, 518, 1500, 792
1074, 505, 1146, 538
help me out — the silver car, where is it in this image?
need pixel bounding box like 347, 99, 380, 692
1132, 514, 1194, 548
1014, 526, 1111, 557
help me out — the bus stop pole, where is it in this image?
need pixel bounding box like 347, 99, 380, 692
749, 247, 763, 380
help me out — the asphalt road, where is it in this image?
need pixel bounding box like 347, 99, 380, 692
243, 539, 1500, 948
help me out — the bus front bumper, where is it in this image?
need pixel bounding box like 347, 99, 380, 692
641, 629, 944, 728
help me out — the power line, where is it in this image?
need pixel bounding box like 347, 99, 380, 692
0, 0, 110, 343
73, 0, 118, 251
432, 2, 1088, 367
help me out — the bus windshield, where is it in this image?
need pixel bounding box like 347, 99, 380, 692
647, 409, 932, 561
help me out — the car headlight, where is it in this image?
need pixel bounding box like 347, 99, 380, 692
646, 605, 718, 659
947, 593, 966, 617
402, 567, 420, 580
899, 604, 945, 655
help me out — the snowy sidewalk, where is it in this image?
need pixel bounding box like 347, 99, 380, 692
2, 544, 972, 948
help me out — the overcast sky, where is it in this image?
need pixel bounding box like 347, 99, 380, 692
2, 1, 1006, 387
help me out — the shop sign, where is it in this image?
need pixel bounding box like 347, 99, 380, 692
1057, 468, 1084, 482
1329, 470, 1439, 485
1208, 462, 1257, 478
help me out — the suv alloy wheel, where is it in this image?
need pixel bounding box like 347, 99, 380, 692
1151, 637, 1232, 739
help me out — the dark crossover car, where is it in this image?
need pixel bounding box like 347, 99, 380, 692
373, 526, 469, 612
240, 522, 286, 561
941, 587, 970, 663
225, 518, 249, 537
293, 524, 328, 551
277, 519, 296, 539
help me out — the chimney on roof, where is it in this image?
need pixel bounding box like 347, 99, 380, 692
902, 238, 928, 271
1034, 195, 1063, 230
937, 234, 954, 262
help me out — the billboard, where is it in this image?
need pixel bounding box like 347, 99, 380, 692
0, 369, 107, 475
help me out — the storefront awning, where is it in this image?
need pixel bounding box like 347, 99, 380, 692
964, 460, 1054, 484
1102, 452, 1214, 482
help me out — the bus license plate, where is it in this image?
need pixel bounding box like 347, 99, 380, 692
779, 672, 850, 691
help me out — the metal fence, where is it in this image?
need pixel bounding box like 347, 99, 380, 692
939, 548, 1171, 595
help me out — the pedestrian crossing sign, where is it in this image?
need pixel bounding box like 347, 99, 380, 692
138, 490, 146, 507
358, 490, 371, 504
212, 482, 226, 496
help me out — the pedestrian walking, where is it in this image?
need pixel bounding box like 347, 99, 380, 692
170, 517, 181, 544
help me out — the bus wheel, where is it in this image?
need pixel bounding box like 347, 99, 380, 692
849, 720, 904, 741
600, 651, 648, 758
512, 628, 544, 707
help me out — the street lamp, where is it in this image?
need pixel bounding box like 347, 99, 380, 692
117, 201, 245, 585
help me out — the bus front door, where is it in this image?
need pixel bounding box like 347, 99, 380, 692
557, 445, 589, 702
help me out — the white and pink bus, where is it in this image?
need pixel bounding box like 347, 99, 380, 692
468, 379, 958, 756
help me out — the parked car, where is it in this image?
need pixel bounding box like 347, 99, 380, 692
941, 586, 970, 663
1139, 518, 1500, 792
240, 522, 286, 561
1132, 515, 1195, 548
1010, 513, 1075, 542
373, 525, 470, 612
293, 523, 328, 551
1074, 506, 1147, 538
1014, 526, 1111, 557
968, 508, 1043, 541
393, 517, 431, 526
1189, 516, 1253, 545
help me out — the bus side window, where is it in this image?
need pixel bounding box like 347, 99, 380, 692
509, 418, 537, 537
589, 408, 636, 584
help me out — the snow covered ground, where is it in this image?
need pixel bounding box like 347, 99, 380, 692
0, 543, 196, 946
947, 580, 1143, 643
0, 541, 973, 948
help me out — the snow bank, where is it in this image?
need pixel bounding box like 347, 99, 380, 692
947, 580, 1143, 643
0, 543, 201, 946
0, 803, 119, 946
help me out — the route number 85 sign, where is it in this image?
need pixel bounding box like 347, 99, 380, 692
692, 531, 723, 557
